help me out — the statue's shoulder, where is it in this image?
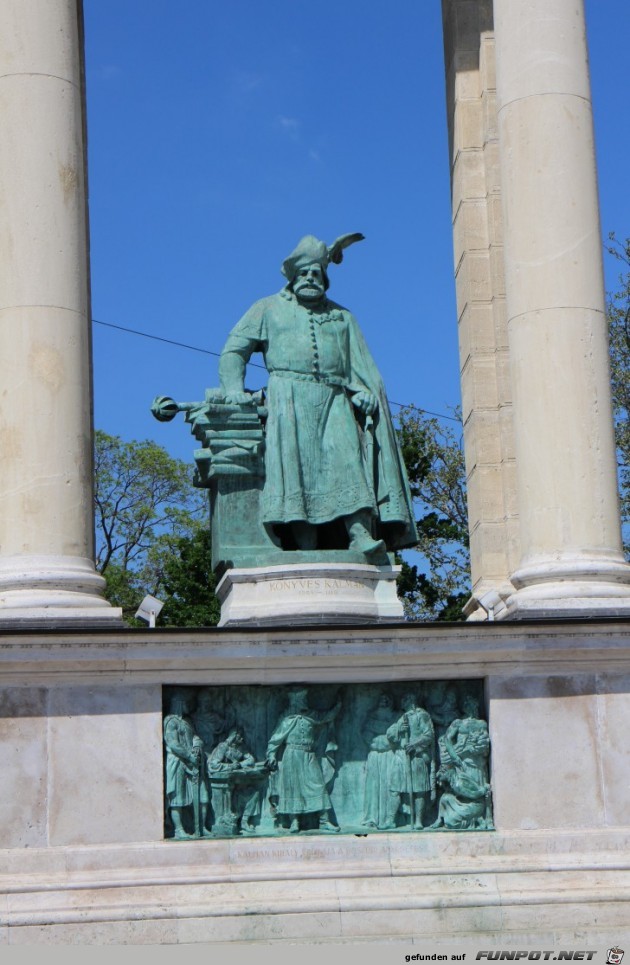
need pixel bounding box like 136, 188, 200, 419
163, 713, 184, 735
246, 292, 290, 320
242, 294, 277, 316
325, 297, 351, 317
231, 294, 280, 337
325, 299, 362, 330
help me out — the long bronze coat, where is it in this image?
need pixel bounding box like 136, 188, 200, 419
221, 290, 416, 547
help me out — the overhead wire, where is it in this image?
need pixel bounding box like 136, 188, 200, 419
92, 316, 462, 424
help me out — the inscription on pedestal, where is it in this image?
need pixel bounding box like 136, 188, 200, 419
267, 577, 368, 594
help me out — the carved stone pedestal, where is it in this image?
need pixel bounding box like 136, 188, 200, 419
216, 562, 403, 627
2, 622, 630, 945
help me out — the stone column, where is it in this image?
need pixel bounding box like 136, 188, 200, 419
494, 0, 630, 617
0, 1, 121, 623
442, 0, 519, 620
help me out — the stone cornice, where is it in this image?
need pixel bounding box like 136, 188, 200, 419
0, 619, 628, 685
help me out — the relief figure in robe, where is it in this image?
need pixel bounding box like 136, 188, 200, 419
361, 692, 399, 830
163, 690, 211, 839
266, 687, 341, 833
387, 692, 436, 830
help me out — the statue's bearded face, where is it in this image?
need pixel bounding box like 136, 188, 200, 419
293, 263, 325, 302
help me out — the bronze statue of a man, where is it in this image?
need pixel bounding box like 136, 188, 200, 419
218, 233, 416, 559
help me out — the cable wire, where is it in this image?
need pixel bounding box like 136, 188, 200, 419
92, 316, 461, 423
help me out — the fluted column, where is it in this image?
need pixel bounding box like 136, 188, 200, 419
0, 0, 121, 623
494, 0, 630, 617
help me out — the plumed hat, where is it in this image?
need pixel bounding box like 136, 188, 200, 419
281, 232, 365, 287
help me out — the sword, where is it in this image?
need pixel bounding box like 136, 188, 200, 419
363, 414, 377, 507
191, 738, 203, 836
402, 713, 414, 827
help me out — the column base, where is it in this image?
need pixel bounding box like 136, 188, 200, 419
216, 562, 403, 627
501, 556, 630, 620
0, 555, 123, 627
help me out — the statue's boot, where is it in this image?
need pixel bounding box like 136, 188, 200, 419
319, 819, 340, 833
173, 828, 194, 840
413, 798, 425, 830
289, 817, 300, 833
381, 794, 400, 830
345, 510, 385, 558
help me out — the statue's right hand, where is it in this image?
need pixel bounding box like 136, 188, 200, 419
224, 390, 254, 406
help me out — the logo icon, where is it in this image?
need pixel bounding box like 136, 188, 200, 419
607, 949, 624, 965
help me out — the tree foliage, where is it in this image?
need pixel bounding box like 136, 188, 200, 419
159, 528, 220, 627
94, 430, 217, 624
397, 407, 470, 621
606, 234, 630, 555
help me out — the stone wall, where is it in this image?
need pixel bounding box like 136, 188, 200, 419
1, 622, 629, 943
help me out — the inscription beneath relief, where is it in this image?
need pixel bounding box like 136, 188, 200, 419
238, 846, 348, 861
162, 680, 493, 841
267, 578, 368, 594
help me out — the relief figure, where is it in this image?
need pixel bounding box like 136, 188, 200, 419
163, 690, 211, 839
361, 692, 399, 830
266, 687, 341, 833
431, 696, 493, 830
207, 726, 268, 835
387, 692, 436, 830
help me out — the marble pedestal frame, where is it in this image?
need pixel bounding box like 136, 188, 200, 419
1, 619, 630, 945
216, 562, 403, 626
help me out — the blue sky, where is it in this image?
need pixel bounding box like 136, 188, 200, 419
84, 1, 629, 468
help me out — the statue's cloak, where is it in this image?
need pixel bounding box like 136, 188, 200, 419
221, 290, 417, 551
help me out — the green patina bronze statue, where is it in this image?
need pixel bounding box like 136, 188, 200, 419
152, 233, 416, 570
218, 233, 416, 560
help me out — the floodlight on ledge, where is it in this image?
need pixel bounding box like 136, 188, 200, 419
135, 594, 165, 628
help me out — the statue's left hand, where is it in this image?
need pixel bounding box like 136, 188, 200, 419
351, 390, 378, 416
224, 390, 254, 406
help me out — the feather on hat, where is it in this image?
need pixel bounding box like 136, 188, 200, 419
281, 232, 365, 286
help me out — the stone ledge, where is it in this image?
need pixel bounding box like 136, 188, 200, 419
0, 620, 629, 684
2, 830, 630, 944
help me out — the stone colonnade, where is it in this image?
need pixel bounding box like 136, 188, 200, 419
0, 0, 120, 623
0, 0, 628, 622
443, 0, 630, 619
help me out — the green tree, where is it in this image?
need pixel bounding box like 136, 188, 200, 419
94, 430, 216, 624
397, 407, 470, 620
159, 528, 220, 627
606, 234, 630, 555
